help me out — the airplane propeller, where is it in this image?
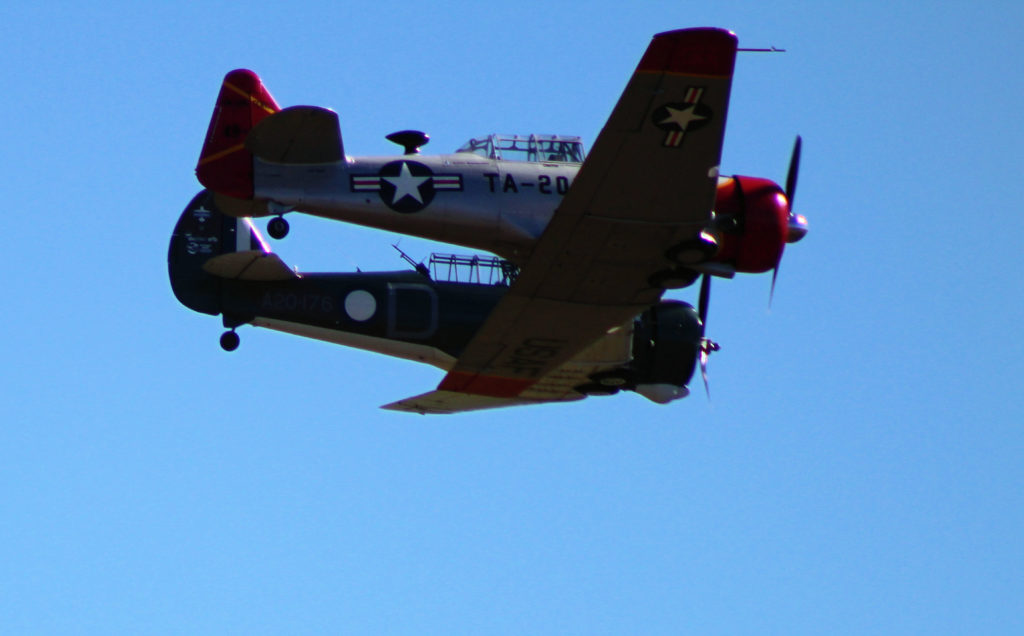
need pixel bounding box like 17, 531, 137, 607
785, 135, 801, 207
697, 273, 720, 399
770, 135, 807, 305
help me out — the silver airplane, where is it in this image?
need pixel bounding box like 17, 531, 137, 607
178, 27, 808, 413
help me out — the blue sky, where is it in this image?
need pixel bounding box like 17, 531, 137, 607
2, 1, 1023, 633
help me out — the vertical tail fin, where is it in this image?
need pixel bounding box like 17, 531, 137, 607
196, 70, 281, 199
168, 190, 293, 317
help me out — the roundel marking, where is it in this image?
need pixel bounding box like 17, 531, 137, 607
344, 290, 377, 321
379, 160, 434, 213
651, 86, 713, 148
349, 160, 463, 213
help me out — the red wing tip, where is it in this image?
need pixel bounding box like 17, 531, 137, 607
639, 27, 738, 76
653, 27, 737, 40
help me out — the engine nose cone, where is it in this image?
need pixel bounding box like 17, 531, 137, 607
787, 213, 808, 243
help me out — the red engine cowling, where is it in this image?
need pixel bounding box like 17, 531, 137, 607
711, 176, 791, 273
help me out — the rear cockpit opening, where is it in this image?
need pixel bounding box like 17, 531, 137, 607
429, 253, 519, 286
455, 134, 585, 163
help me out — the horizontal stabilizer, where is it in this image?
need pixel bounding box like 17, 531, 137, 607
247, 106, 344, 164
202, 250, 298, 281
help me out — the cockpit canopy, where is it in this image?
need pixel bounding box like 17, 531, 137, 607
455, 134, 586, 163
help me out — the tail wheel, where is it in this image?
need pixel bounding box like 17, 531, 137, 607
220, 330, 240, 352
267, 216, 289, 240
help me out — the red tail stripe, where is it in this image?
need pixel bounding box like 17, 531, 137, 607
196, 70, 280, 199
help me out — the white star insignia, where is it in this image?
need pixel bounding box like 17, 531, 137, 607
383, 162, 429, 204
659, 104, 706, 131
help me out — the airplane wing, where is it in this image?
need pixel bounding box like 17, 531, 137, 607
387, 28, 738, 413
382, 320, 634, 413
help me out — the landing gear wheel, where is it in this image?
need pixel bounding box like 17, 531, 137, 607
220, 330, 240, 352
574, 383, 620, 396
648, 268, 700, 290
267, 216, 290, 240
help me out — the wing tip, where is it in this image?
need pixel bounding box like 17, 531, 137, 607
639, 27, 738, 76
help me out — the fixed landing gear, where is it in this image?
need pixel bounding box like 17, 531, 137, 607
220, 330, 240, 352
267, 215, 290, 240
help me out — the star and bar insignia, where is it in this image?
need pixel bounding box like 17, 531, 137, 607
351, 160, 463, 213
652, 86, 713, 148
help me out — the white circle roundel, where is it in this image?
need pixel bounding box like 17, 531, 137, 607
344, 290, 377, 321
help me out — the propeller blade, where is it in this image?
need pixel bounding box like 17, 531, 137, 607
700, 348, 711, 399
699, 339, 720, 401
696, 273, 718, 399
698, 273, 710, 335
773, 135, 803, 305
785, 135, 801, 207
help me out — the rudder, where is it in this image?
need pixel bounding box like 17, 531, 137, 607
168, 190, 264, 316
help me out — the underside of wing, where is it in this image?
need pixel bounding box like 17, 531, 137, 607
434, 28, 739, 401
383, 319, 635, 413
381, 390, 540, 414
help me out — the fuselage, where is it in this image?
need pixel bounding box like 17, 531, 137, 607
251, 148, 799, 278
256, 152, 579, 264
